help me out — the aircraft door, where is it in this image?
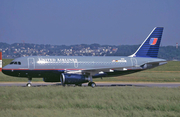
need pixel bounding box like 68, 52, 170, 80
28, 58, 35, 69
131, 58, 137, 67
74, 60, 78, 68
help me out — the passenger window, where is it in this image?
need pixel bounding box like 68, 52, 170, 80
18, 62, 21, 65
14, 62, 17, 65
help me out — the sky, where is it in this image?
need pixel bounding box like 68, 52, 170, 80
0, 0, 180, 46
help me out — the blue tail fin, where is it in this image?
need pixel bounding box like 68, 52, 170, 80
130, 27, 164, 58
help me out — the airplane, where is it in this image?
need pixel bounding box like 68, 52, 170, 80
2, 27, 167, 87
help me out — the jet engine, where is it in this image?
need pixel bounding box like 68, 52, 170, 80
61, 73, 89, 84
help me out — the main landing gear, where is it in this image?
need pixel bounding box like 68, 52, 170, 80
87, 75, 96, 88
26, 77, 32, 87
88, 82, 96, 88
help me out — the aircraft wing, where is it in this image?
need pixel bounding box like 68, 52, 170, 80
65, 66, 143, 76
65, 59, 166, 76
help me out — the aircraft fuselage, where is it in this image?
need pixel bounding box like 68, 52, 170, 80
2, 56, 166, 78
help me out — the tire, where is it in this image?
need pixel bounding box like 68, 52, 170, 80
26, 83, 32, 87
91, 82, 96, 88
88, 82, 92, 86
88, 82, 96, 88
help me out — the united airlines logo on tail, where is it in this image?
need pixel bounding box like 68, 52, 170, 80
149, 38, 158, 45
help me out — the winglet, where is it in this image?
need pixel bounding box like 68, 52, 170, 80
129, 27, 164, 58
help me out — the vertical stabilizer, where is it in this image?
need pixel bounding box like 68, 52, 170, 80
130, 27, 164, 58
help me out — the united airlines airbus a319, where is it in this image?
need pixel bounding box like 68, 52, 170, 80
2, 27, 167, 87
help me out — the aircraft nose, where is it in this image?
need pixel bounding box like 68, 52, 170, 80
2, 67, 9, 75
2, 65, 11, 75
2, 69, 7, 75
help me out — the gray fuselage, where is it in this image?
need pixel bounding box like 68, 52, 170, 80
2, 56, 166, 78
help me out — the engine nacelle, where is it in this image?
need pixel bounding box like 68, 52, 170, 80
61, 73, 89, 84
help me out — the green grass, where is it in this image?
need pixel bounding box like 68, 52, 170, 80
0, 86, 180, 117
1, 60, 180, 116
2, 59, 13, 68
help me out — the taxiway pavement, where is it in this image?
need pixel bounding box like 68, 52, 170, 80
0, 82, 180, 88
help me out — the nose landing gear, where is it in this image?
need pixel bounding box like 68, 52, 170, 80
26, 77, 32, 87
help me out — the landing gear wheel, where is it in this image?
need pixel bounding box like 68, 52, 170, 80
27, 77, 32, 87
88, 82, 96, 88
88, 82, 92, 86
26, 83, 32, 87
91, 82, 96, 88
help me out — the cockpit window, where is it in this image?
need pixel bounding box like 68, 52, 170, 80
10, 62, 14, 64
9, 61, 21, 65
